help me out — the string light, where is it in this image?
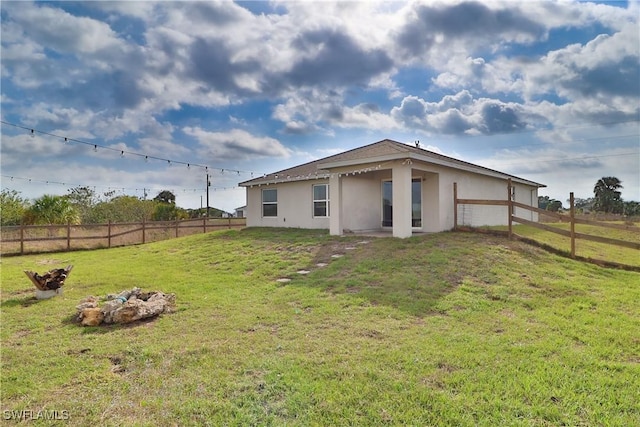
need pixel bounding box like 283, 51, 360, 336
1, 120, 264, 177
1, 174, 241, 194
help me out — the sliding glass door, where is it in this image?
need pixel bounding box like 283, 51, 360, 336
382, 179, 422, 228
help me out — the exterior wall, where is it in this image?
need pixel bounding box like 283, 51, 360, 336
434, 168, 539, 229
513, 184, 539, 222
421, 173, 440, 232
340, 175, 382, 232
441, 170, 508, 229
245, 180, 330, 229
244, 162, 540, 233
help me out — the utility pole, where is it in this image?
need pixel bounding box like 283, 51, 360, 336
206, 173, 210, 218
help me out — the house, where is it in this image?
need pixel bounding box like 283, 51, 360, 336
234, 206, 247, 218
239, 139, 545, 238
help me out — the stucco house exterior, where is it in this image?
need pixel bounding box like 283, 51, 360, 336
234, 206, 246, 218
239, 139, 545, 238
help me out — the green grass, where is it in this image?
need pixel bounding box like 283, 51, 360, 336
1, 228, 639, 426
506, 223, 640, 268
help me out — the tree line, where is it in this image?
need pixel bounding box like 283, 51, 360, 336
0, 186, 228, 226
538, 176, 639, 216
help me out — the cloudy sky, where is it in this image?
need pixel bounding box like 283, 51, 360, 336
1, 0, 638, 212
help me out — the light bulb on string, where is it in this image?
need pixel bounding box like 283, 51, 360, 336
94, 145, 98, 152
145, 156, 149, 163
120, 150, 124, 158
30, 129, 35, 138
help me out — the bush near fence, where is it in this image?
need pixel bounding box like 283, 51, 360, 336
0, 217, 246, 255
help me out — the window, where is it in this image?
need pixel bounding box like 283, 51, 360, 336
313, 184, 329, 217
262, 189, 277, 217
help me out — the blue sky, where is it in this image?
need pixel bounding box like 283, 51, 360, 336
1, 0, 638, 212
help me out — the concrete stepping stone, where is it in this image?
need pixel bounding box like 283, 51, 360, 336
316, 263, 328, 267
297, 270, 311, 275
331, 254, 344, 258
276, 278, 291, 283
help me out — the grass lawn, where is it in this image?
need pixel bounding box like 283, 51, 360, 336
1, 228, 639, 426
494, 223, 640, 268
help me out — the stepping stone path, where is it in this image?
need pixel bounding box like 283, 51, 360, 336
275, 239, 372, 283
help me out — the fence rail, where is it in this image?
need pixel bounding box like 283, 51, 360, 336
453, 180, 640, 270
0, 217, 246, 255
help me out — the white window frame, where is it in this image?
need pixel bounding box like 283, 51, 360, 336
262, 188, 278, 217
312, 184, 330, 218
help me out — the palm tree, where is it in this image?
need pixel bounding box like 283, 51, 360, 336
593, 177, 623, 214
24, 195, 81, 225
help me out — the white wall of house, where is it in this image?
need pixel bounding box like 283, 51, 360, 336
341, 174, 382, 232
245, 180, 331, 229
432, 167, 539, 229
244, 160, 539, 233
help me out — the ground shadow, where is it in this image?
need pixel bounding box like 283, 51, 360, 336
1, 296, 42, 308
62, 314, 162, 334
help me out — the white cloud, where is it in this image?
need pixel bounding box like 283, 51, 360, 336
184, 127, 291, 161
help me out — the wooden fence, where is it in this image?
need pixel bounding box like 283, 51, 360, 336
0, 217, 246, 256
453, 179, 640, 270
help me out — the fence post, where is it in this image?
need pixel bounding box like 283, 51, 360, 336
142, 218, 146, 244
20, 221, 24, 255
453, 182, 458, 230
67, 221, 71, 251
175, 220, 179, 238
108, 221, 112, 248
228, 217, 231, 229
570, 192, 576, 258
507, 179, 513, 239
203, 217, 207, 234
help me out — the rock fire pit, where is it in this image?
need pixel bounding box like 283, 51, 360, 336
76, 287, 176, 326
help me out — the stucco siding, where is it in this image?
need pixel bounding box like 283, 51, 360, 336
244, 158, 540, 233
438, 169, 510, 229
245, 180, 330, 229
341, 176, 382, 231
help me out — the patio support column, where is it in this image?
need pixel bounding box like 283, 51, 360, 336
329, 173, 343, 236
392, 162, 412, 238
